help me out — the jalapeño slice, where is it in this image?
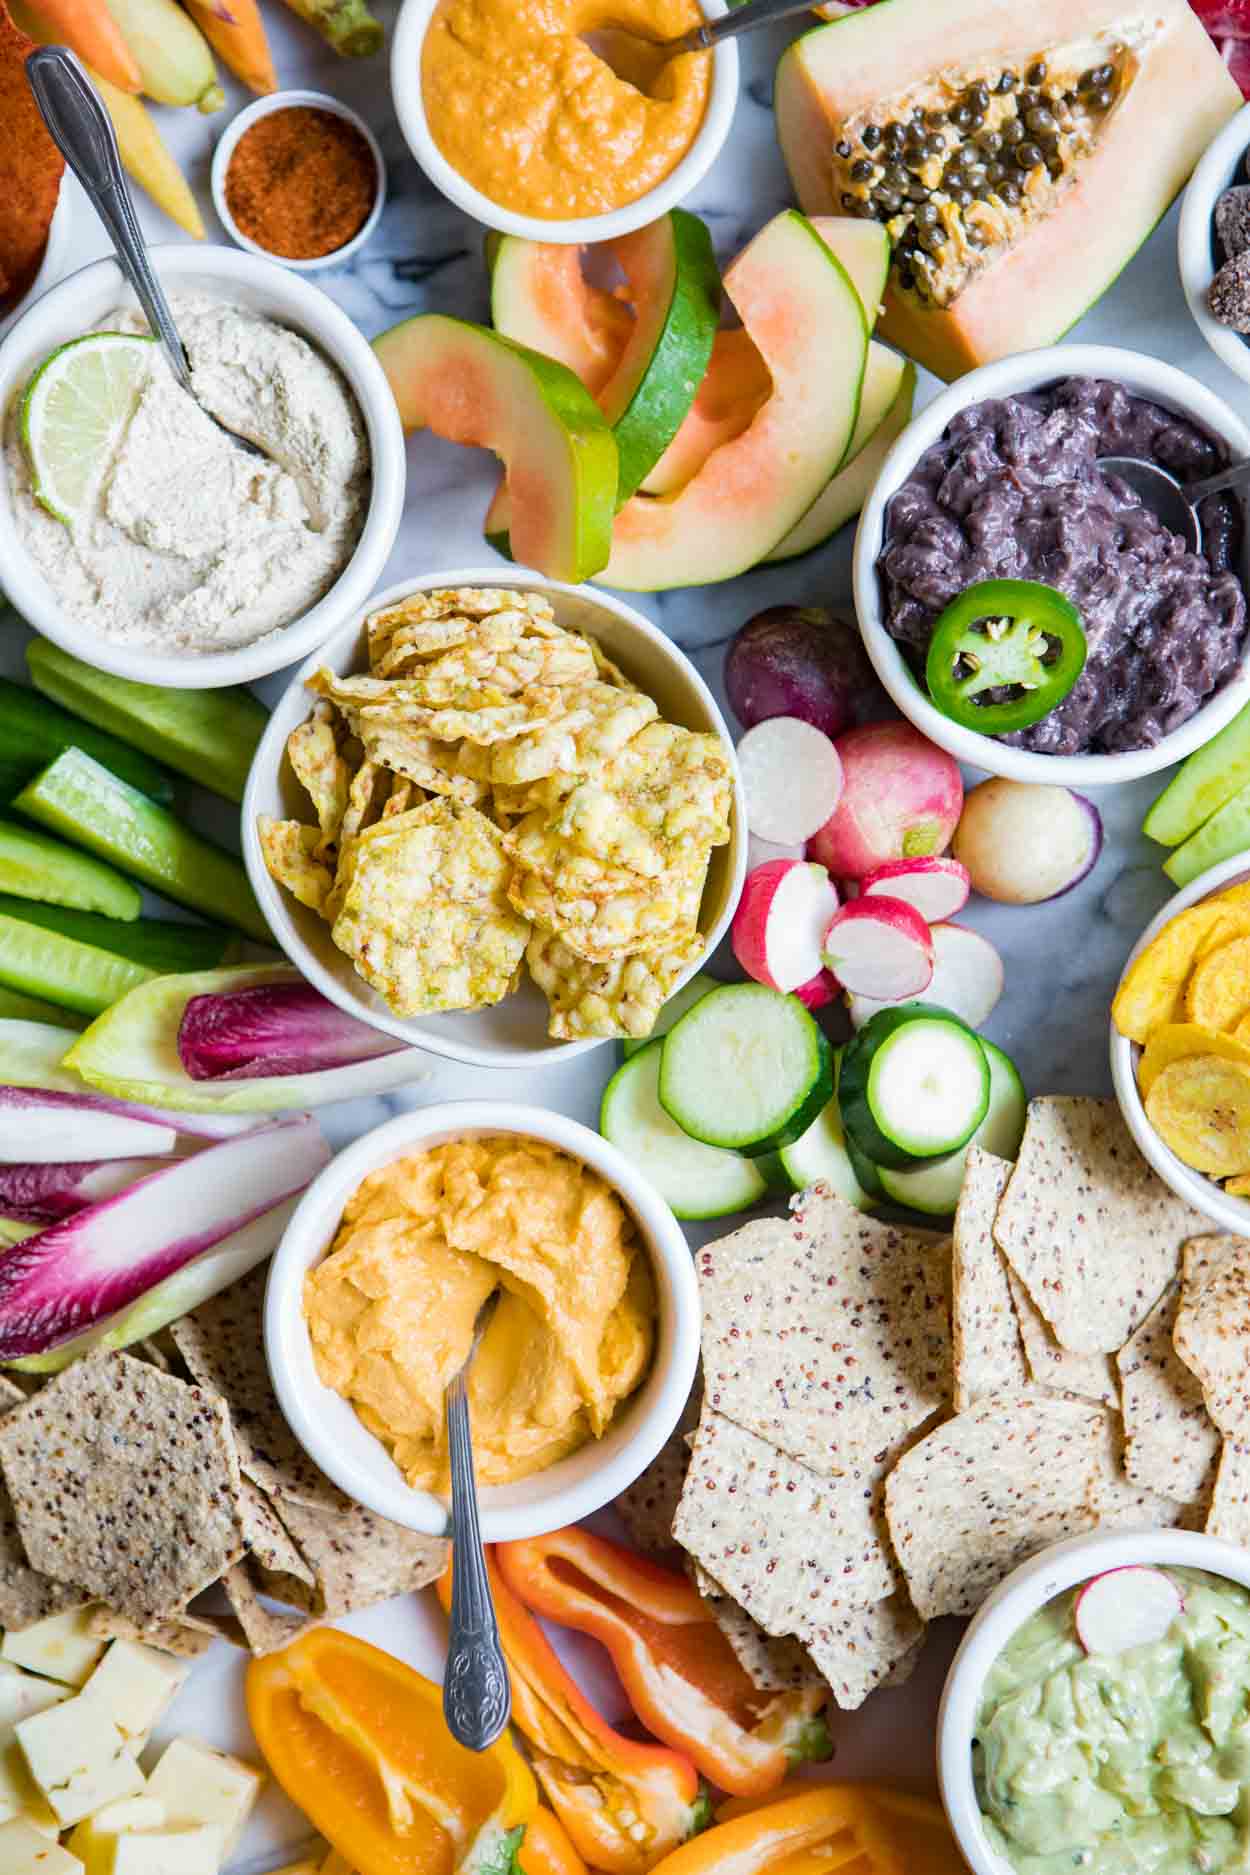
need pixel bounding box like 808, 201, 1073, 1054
924, 578, 1086, 734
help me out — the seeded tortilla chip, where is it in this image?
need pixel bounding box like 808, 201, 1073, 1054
994, 1097, 1203, 1354
803, 1592, 926, 1712
690, 1564, 823, 1692
883, 1389, 1102, 1620
615, 1378, 701, 1555
698, 1193, 951, 1477
951, 1149, 1026, 1411
1174, 1234, 1250, 1436
1006, 1270, 1119, 1407
222, 1563, 316, 1656
1206, 1441, 1250, 1547
0, 1375, 27, 1410
1086, 1408, 1184, 1529
0, 1383, 77, 1629
1115, 1280, 1220, 1507
266, 1494, 448, 1620
86, 1609, 219, 1659
238, 1478, 314, 1587
0, 1353, 246, 1625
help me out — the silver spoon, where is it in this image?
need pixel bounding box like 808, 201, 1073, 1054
1097, 454, 1250, 556
585, 0, 820, 87
442, 1291, 510, 1754
25, 47, 264, 460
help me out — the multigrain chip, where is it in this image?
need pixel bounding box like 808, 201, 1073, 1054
265, 1495, 447, 1619
1111, 887, 1250, 1042
696, 1579, 824, 1693
510, 852, 708, 963
543, 721, 733, 879
1206, 1440, 1250, 1546
804, 1593, 926, 1712
351, 719, 487, 807
1187, 936, 1250, 1032
1116, 1281, 1221, 1507
86, 1609, 223, 1659
526, 930, 703, 1040
489, 682, 657, 787
286, 702, 350, 847
951, 1149, 1026, 1411
221, 1563, 314, 1656
1086, 1409, 1184, 1530
1174, 1234, 1250, 1435
0, 1354, 246, 1624
993, 1097, 1204, 1353
257, 818, 332, 914
237, 1479, 314, 1586
1146, 1057, 1250, 1176
1006, 1270, 1119, 1407
0, 1384, 76, 1629
883, 1389, 1102, 1619
697, 1193, 951, 1477
614, 1379, 702, 1555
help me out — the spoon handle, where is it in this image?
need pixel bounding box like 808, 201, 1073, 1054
442, 1368, 511, 1753
25, 48, 193, 395
1186, 457, 1250, 504
682, 0, 824, 51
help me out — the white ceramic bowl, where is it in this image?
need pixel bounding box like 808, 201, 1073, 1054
853, 343, 1250, 786
1179, 101, 1250, 392
1110, 849, 1250, 1233
211, 89, 387, 271
0, 244, 405, 689
243, 565, 746, 1068
0, 174, 78, 344
389, 0, 738, 244
938, 1527, 1250, 1875
265, 1102, 701, 1540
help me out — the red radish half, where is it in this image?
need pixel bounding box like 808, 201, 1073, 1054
809, 722, 962, 880
732, 860, 839, 994
736, 717, 843, 845
1074, 1567, 1184, 1655
795, 970, 839, 1010
861, 857, 970, 925
820, 896, 934, 999
847, 921, 1004, 1030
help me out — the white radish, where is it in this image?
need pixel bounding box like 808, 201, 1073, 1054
847, 921, 1004, 1030
861, 857, 970, 924
820, 896, 934, 1000
732, 860, 840, 995
1074, 1567, 1184, 1655
736, 717, 843, 844
953, 779, 1103, 904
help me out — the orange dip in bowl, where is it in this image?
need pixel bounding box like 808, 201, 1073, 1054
420, 0, 712, 221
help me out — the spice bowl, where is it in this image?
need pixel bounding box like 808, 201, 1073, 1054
211, 89, 387, 271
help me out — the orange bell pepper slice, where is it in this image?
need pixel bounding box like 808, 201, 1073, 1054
496, 1528, 830, 1798
246, 1628, 537, 1875
516, 1809, 588, 1875
438, 1552, 708, 1875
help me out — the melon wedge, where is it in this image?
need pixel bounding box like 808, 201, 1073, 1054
810, 216, 890, 324
597, 212, 869, 591
775, 0, 1242, 379
768, 347, 915, 562
373, 315, 618, 583
489, 239, 632, 395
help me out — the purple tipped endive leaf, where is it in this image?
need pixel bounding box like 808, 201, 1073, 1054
178, 980, 404, 1081
0, 1158, 170, 1223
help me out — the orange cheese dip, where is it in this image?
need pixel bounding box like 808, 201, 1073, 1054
421, 0, 711, 221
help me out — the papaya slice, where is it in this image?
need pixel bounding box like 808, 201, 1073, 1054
775, 0, 1242, 380
641, 328, 772, 497
373, 315, 618, 583
767, 347, 916, 562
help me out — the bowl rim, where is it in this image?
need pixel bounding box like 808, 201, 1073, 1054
264, 1100, 702, 1541
852, 341, 1250, 786
388, 0, 739, 244
0, 242, 405, 690
1178, 100, 1250, 390
1109, 847, 1250, 1234
937, 1527, 1250, 1875
241, 563, 747, 1069
210, 89, 388, 273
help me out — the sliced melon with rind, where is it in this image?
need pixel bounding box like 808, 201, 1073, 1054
768, 350, 915, 562
809, 215, 890, 325
489, 237, 632, 394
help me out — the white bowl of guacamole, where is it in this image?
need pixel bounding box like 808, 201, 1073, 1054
938, 1530, 1250, 1875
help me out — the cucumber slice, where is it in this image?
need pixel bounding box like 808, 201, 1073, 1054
779, 1091, 877, 1209
876, 1040, 1027, 1217
840, 1003, 989, 1171
0, 987, 85, 1030
25, 641, 267, 805
14, 749, 269, 944
621, 970, 719, 1059
0, 674, 172, 805
0, 816, 140, 921
0, 908, 153, 1017
658, 983, 834, 1156
601, 1039, 768, 1220
0, 898, 239, 974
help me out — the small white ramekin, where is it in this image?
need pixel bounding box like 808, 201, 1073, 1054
1110, 849, 1250, 1234
389, 0, 738, 244
210, 89, 387, 272
1179, 102, 1250, 393
0, 243, 405, 690
938, 1527, 1250, 1875
265, 1102, 702, 1541
853, 343, 1250, 787
0, 175, 78, 344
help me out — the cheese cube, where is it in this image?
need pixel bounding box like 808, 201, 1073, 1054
106, 1824, 224, 1875
69, 1797, 167, 1875
0, 1733, 59, 1835
81, 1641, 190, 1748
0, 1817, 85, 1872
15, 1697, 143, 1827
0, 1664, 68, 1729
144, 1738, 263, 1858
2, 1608, 106, 1688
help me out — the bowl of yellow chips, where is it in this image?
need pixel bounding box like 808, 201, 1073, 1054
243, 568, 745, 1068
1111, 851, 1250, 1232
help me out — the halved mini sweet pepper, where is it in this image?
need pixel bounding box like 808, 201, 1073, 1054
707, 1781, 968, 1875
495, 1528, 831, 1798
516, 1809, 588, 1875
438, 1552, 708, 1875
246, 1627, 537, 1875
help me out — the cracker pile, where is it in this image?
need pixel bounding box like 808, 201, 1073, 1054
619, 1097, 1247, 1709
0, 1271, 447, 1659
259, 586, 733, 1040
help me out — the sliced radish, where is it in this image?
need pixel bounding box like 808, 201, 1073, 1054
847, 922, 1004, 1031
746, 833, 806, 874
861, 857, 970, 925
1074, 1567, 1184, 1655
820, 896, 934, 1000
736, 717, 843, 845
953, 780, 1103, 905
732, 860, 840, 995
0, 1159, 170, 1224
794, 970, 839, 1011
0, 1089, 177, 1164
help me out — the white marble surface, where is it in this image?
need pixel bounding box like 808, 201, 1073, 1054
2, 4, 1248, 1864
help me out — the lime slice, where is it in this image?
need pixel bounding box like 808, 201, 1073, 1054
20, 332, 156, 526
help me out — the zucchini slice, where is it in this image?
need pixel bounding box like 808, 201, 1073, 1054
877, 1040, 1027, 1216
839, 1003, 989, 1171
621, 970, 719, 1060
600, 1039, 768, 1221
658, 983, 834, 1156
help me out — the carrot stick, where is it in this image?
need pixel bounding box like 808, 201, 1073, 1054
9, 0, 142, 90
181, 0, 277, 95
